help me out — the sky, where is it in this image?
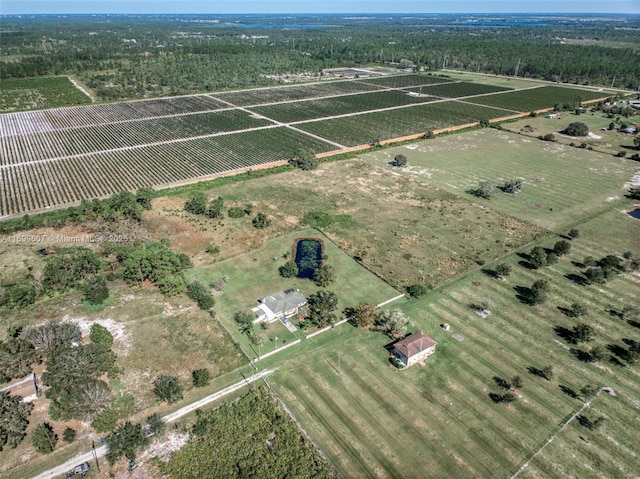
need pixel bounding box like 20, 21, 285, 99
1, 0, 639, 15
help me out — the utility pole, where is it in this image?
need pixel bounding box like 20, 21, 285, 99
514, 58, 521, 78
92, 440, 100, 472
611, 75, 616, 88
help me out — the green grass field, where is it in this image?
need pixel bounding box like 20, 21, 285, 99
411, 81, 512, 98
185, 229, 400, 359
269, 206, 640, 478
363, 128, 639, 230
0, 76, 92, 112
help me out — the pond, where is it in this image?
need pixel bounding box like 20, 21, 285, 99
294, 238, 323, 279
628, 209, 640, 220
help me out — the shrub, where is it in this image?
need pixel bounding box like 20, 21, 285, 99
206, 244, 220, 254
187, 281, 215, 311
405, 284, 428, 298
90, 323, 114, 350
184, 193, 208, 215
62, 427, 76, 443
252, 213, 270, 229
146, 413, 166, 437
227, 206, 246, 218
82, 274, 109, 305
278, 261, 299, 278
393, 154, 407, 166
390, 357, 405, 369
192, 368, 211, 388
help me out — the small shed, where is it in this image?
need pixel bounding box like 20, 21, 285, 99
545, 113, 559, 119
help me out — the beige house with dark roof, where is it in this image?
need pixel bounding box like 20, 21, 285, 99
392, 331, 437, 367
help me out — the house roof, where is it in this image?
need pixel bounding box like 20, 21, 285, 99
263, 289, 306, 316
394, 331, 437, 358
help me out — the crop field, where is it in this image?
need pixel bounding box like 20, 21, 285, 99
409, 81, 513, 98
0, 74, 618, 218
466, 85, 608, 112
358, 73, 454, 88
270, 205, 640, 479
249, 90, 439, 123
0, 127, 334, 216
363, 128, 640, 230
0, 94, 228, 135
0, 76, 91, 112
296, 100, 514, 146
1, 109, 273, 165
210, 79, 385, 107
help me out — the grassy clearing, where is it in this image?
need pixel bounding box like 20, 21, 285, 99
185, 228, 400, 359
411, 81, 512, 98
152, 155, 543, 289
362, 128, 639, 230
270, 204, 640, 479
439, 71, 545, 89
501, 112, 640, 156
0, 77, 92, 112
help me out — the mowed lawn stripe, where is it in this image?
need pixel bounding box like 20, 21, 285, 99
275, 369, 392, 478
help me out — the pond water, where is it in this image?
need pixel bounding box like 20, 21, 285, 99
628, 209, 640, 220
294, 238, 323, 279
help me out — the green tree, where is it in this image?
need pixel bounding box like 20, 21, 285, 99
571, 323, 594, 344
528, 279, 549, 306
405, 283, 428, 298
313, 264, 336, 287
374, 309, 413, 337
106, 421, 149, 464
627, 187, 640, 200
393, 154, 407, 166
186, 281, 215, 311
540, 365, 554, 381
31, 422, 57, 454
633, 135, 640, 150
580, 384, 599, 401
470, 181, 495, 199
206, 197, 224, 219
252, 213, 270, 229
135, 187, 155, 210
153, 375, 183, 404
91, 408, 119, 433
68, 379, 114, 422
307, 290, 339, 327
564, 122, 589, 136
501, 179, 522, 194
278, 261, 299, 278
62, 427, 76, 443
511, 375, 523, 389
501, 392, 517, 404
192, 368, 211, 388
568, 228, 580, 239
227, 206, 246, 218
541, 133, 556, 141
83, 275, 109, 305
289, 149, 318, 170
146, 413, 166, 437
90, 323, 114, 350
529, 246, 547, 269
0, 338, 37, 382
345, 303, 378, 328
553, 240, 571, 256
23, 321, 81, 355
0, 391, 34, 450
494, 263, 512, 279
566, 302, 588, 318
184, 193, 208, 215
584, 266, 605, 284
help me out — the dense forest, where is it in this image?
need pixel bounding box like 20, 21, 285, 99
1, 14, 639, 100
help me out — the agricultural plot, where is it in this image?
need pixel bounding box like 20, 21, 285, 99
0, 94, 227, 136
366, 129, 639, 230
0, 127, 334, 216
409, 81, 513, 98
249, 90, 439, 123
271, 209, 640, 479
465, 85, 608, 112
210, 79, 384, 107
1, 109, 273, 165
296, 100, 514, 146
0, 76, 91, 113
356, 73, 454, 88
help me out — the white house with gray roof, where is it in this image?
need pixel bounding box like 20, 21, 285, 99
252, 289, 307, 323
